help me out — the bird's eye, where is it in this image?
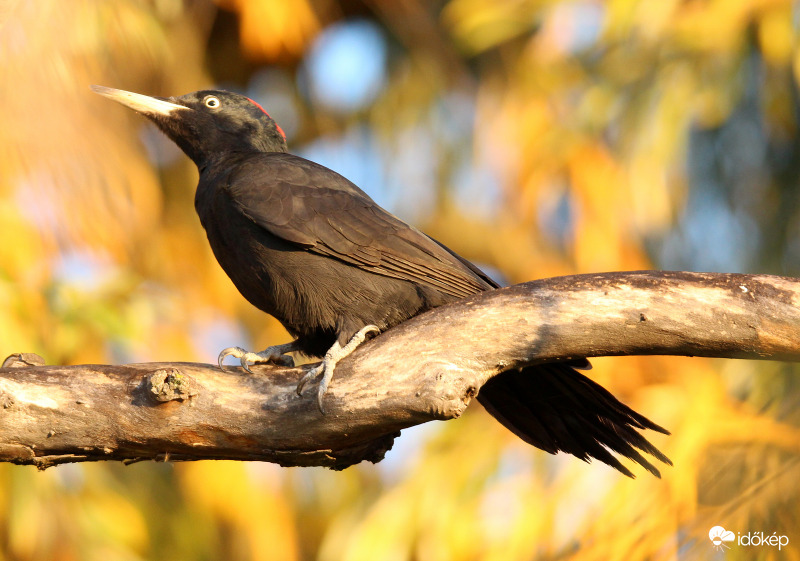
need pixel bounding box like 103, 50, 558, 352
204, 96, 220, 108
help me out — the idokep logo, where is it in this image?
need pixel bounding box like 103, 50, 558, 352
709, 526, 735, 551
709, 525, 790, 552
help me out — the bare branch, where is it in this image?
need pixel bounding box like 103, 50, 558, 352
1, 271, 798, 469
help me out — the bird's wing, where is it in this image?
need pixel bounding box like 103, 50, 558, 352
223, 152, 493, 298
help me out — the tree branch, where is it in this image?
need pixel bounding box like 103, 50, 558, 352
2, 271, 798, 469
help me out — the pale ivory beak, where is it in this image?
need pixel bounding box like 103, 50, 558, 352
90, 85, 188, 116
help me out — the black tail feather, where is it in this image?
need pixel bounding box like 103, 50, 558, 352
477, 364, 670, 478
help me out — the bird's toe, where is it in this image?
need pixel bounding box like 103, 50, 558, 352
218, 344, 295, 373
218, 346, 246, 370
296, 364, 322, 396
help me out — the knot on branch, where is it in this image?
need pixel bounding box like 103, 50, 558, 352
147, 368, 198, 402
413, 361, 480, 420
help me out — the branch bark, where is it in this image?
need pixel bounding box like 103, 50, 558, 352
1, 271, 798, 470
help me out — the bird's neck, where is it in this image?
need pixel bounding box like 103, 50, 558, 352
195, 149, 271, 175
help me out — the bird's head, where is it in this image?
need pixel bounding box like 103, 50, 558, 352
91, 85, 288, 168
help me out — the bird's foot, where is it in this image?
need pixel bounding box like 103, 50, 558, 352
218, 340, 301, 373
296, 325, 380, 412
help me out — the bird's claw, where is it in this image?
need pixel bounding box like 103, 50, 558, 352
295, 363, 327, 411
295, 324, 380, 413
295, 362, 332, 413
217, 345, 296, 373
295, 367, 316, 396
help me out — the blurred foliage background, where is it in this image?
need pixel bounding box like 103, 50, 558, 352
1, 0, 799, 559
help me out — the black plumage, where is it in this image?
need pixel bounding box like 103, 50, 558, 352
92, 85, 671, 477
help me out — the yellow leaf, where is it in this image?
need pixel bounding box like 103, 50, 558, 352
758, 6, 794, 65
220, 0, 322, 61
